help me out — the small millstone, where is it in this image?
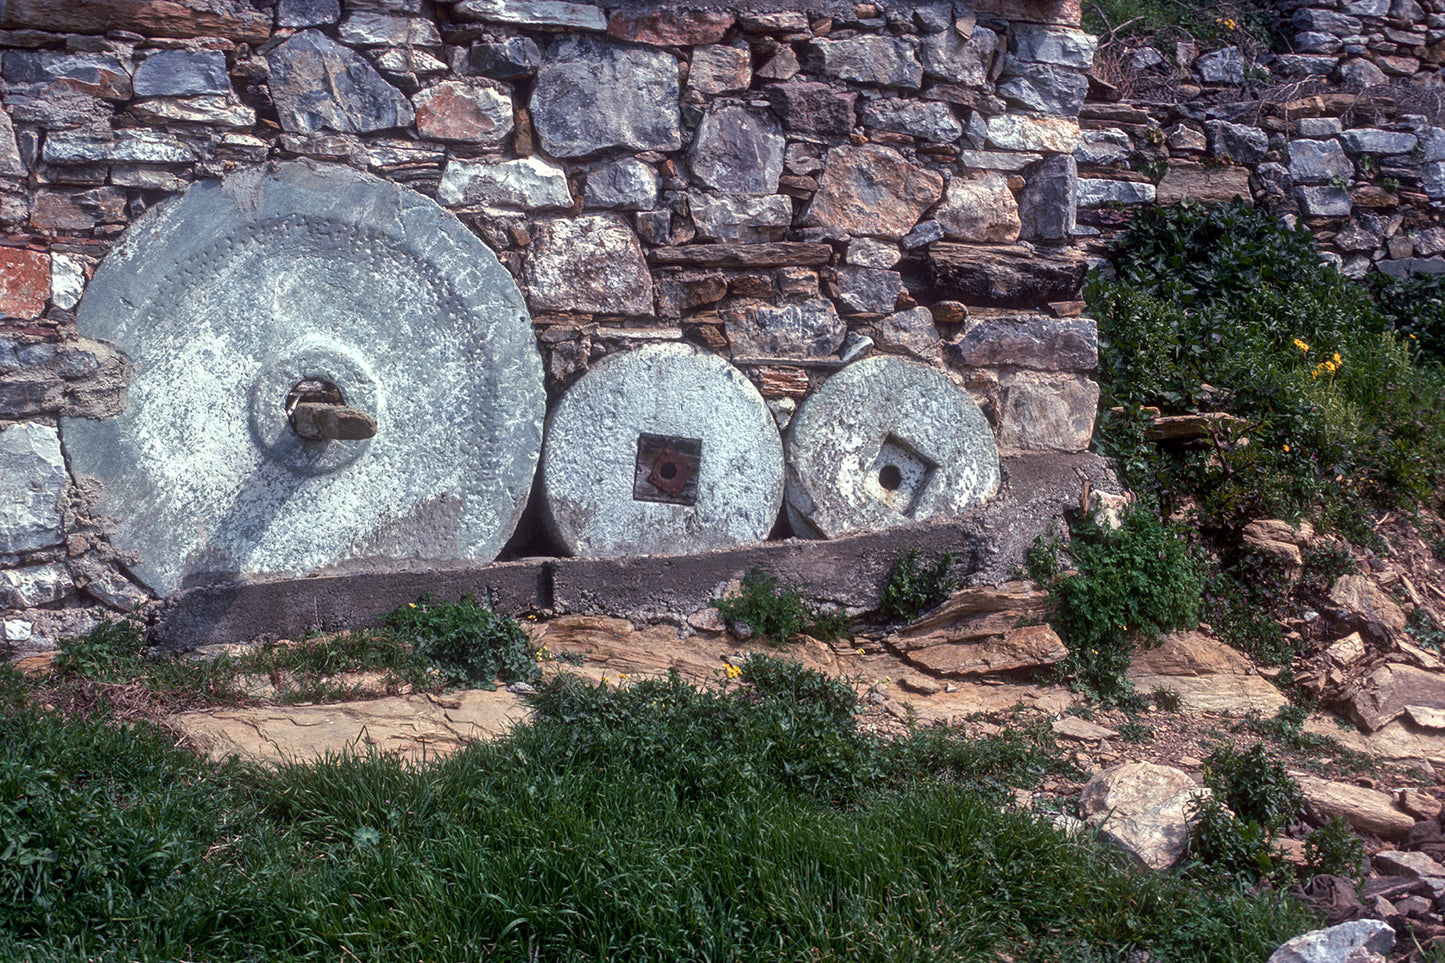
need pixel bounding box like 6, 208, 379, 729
785, 355, 1000, 539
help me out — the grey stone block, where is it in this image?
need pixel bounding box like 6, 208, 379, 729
1009, 24, 1097, 68
1077, 178, 1155, 206
532, 35, 680, 157
950, 314, 1098, 371
1342, 128, 1419, 154
829, 266, 901, 315
266, 30, 414, 134
133, 49, 230, 97
584, 158, 659, 211
808, 35, 923, 88
1289, 138, 1352, 184
0, 422, 68, 554
0, 563, 73, 608
277, 0, 340, 27
859, 98, 963, 142
688, 106, 785, 195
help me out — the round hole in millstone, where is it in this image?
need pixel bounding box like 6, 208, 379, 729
784, 356, 1001, 540
542, 342, 784, 559
59, 161, 545, 597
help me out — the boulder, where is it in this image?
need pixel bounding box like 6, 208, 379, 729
720, 298, 846, 361
1348, 663, 1445, 733
929, 243, 1089, 307
808, 35, 923, 88
1266, 920, 1394, 963
1297, 775, 1415, 839
1126, 631, 1290, 714
888, 581, 1063, 677
948, 314, 1096, 371
993, 371, 1100, 452
266, 31, 414, 135
531, 35, 680, 157
689, 106, 786, 195
934, 172, 1022, 243
1328, 575, 1407, 641
1155, 162, 1252, 205
413, 80, 513, 145
1080, 762, 1211, 870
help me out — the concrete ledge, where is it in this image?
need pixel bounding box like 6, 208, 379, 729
153, 452, 1114, 649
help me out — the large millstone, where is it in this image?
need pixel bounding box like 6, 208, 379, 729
785, 356, 1000, 538
63, 162, 544, 595
541, 342, 783, 557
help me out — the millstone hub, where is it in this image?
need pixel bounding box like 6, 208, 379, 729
541, 342, 784, 558
785, 356, 1001, 538
62, 162, 544, 595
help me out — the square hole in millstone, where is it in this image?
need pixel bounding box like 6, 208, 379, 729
866, 434, 936, 516
633, 432, 703, 506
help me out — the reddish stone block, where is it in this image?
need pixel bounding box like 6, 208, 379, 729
607, 9, 733, 46
0, 247, 49, 319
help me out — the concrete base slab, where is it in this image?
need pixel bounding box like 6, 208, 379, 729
154, 451, 1116, 649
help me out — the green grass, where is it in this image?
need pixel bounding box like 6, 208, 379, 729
47, 595, 538, 710
0, 657, 1315, 962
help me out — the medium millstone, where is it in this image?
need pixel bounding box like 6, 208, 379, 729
62, 162, 544, 595
541, 342, 783, 558
784, 356, 1000, 539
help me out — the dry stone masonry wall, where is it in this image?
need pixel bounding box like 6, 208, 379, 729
0, 0, 1441, 643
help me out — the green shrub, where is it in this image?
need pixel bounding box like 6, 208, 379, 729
381, 593, 536, 688
1304, 816, 1367, 880
1370, 270, 1445, 367
1185, 795, 1293, 888
878, 549, 958, 623
54, 617, 147, 681
1118, 721, 1154, 743
1088, 200, 1445, 527
711, 567, 848, 647
1032, 505, 1203, 704
1202, 742, 1303, 832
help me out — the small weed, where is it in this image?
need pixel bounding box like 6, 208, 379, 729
1202, 742, 1303, 831
712, 567, 848, 647
54, 617, 147, 680
1304, 816, 1367, 880
1408, 607, 1445, 655
1152, 687, 1184, 712
878, 549, 957, 623
1117, 720, 1154, 743
1184, 795, 1293, 888
1301, 541, 1357, 595
381, 594, 537, 689
1030, 505, 1202, 705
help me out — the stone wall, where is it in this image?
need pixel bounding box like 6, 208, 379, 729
1076, 0, 1445, 275
1, 0, 1442, 644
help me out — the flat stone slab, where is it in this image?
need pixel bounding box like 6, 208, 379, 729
174, 691, 533, 765
785, 356, 1000, 539
542, 342, 784, 557
153, 452, 1117, 649
63, 162, 544, 596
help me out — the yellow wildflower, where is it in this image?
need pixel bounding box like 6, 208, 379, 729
1283, 444, 1290, 452
1293, 338, 1310, 352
